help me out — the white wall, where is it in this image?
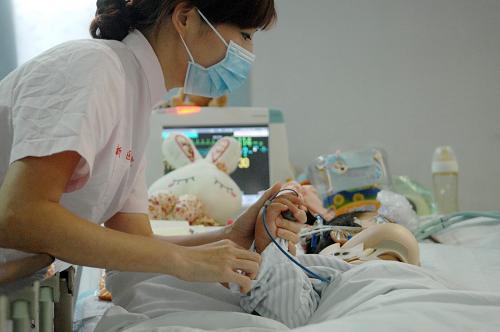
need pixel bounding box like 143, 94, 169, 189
251, 0, 500, 210
12, 0, 96, 65
0, 0, 17, 79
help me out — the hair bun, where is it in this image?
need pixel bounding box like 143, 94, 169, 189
90, 0, 134, 40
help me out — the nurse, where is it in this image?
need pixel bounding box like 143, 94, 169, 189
0, 0, 304, 294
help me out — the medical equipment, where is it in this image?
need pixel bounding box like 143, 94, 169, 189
301, 211, 367, 254
414, 211, 500, 241
299, 225, 363, 238
146, 107, 294, 206
0, 264, 76, 332
159, 126, 268, 196
391, 176, 436, 216
339, 223, 421, 266
261, 189, 332, 283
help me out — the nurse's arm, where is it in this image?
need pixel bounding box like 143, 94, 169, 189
0, 153, 206, 274
0, 151, 260, 292
105, 212, 233, 246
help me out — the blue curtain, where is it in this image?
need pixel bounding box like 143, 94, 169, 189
0, 0, 17, 79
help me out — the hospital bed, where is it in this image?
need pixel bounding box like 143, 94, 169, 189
78, 216, 500, 331
1, 216, 500, 331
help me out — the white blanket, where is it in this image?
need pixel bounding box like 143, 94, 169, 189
91, 217, 500, 331
94, 253, 500, 332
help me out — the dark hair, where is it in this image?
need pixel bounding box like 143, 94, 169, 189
90, 0, 276, 41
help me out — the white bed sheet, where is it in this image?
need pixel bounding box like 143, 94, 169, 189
91, 243, 500, 332
81, 217, 500, 331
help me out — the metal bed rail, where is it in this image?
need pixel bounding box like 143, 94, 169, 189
0, 256, 75, 332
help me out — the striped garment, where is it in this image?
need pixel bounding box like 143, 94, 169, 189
240, 239, 352, 328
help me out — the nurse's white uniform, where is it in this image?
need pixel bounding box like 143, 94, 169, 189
0, 30, 165, 268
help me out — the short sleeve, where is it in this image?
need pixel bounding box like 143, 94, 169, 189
119, 159, 149, 214
9, 40, 125, 192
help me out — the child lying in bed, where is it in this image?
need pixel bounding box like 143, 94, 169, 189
240, 185, 420, 328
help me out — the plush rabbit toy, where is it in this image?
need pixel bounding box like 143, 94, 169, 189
148, 133, 242, 225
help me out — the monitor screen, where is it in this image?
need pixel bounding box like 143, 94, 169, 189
162, 126, 270, 195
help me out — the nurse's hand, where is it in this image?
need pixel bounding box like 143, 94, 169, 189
227, 183, 306, 252
177, 239, 261, 294
254, 196, 307, 254
226, 183, 304, 249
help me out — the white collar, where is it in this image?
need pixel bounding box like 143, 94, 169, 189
122, 29, 166, 106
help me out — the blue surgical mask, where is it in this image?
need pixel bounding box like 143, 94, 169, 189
178, 9, 256, 98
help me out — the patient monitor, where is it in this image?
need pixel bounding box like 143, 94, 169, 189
145, 107, 294, 205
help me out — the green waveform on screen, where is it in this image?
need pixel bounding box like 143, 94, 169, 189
193, 137, 269, 158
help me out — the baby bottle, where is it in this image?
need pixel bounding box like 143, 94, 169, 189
432, 146, 459, 214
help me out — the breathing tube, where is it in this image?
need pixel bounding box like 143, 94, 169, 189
414, 211, 500, 241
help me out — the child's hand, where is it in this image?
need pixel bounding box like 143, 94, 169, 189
254, 193, 307, 254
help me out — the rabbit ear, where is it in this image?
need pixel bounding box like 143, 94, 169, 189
162, 133, 202, 169
206, 136, 241, 174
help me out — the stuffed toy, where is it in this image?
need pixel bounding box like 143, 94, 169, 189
148, 133, 242, 225
154, 88, 229, 109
